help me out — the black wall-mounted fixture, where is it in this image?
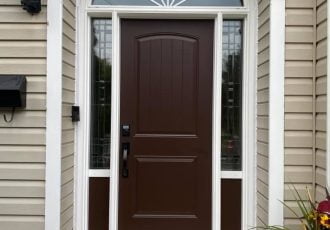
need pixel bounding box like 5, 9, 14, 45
21, 0, 41, 15
0, 76, 27, 123
72, 106, 80, 122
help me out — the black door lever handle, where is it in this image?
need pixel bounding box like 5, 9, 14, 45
122, 143, 130, 178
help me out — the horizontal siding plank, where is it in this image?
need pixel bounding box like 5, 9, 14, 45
0, 111, 45, 128
316, 131, 326, 150
61, 193, 73, 213
284, 166, 313, 183
61, 206, 73, 227
0, 6, 46, 23
0, 181, 44, 198
285, 78, 313, 95
285, 96, 313, 112
0, 59, 46, 75
317, 2, 327, 24
62, 143, 74, 159
257, 167, 269, 185
0, 128, 45, 145
286, 26, 314, 43
258, 0, 269, 14
285, 148, 313, 165
27, 76, 46, 93
62, 89, 75, 104
258, 34, 269, 52
316, 184, 327, 202
257, 154, 268, 171
0, 163, 44, 180
286, 9, 314, 26
284, 183, 312, 200
316, 58, 327, 77
0, 146, 45, 163
257, 116, 269, 129
285, 113, 313, 130
286, 44, 313, 61
286, 0, 314, 8
258, 21, 270, 40
316, 149, 326, 169
63, 0, 76, 17
257, 129, 268, 143
316, 167, 326, 186
257, 179, 268, 199
63, 7, 75, 29
0, 216, 44, 230
257, 142, 268, 157
316, 95, 327, 113
285, 61, 313, 78
0, 0, 46, 4
316, 39, 327, 60
0, 24, 46, 40
316, 114, 326, 131
285, 131, 313, 147
316, 76, 327, 95
61, 168, 74, 186
0, 41, 46, 58
61, 180, 73, 199
61, 156, 74, 172
317, 21, 327, 41
0, 198, 44, 215
25, 94, 46, 111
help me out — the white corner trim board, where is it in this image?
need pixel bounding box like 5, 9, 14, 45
268, 0, 285, 226
327, 0, 330, 188
45, 0, 63, 229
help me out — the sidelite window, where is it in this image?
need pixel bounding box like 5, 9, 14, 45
221, 20, 243, 171
90, 19, 112, 169
92, 0, 243, 6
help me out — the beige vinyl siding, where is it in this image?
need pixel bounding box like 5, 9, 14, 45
61, 0, 76, 229
257, 0, 270, 226
284, 0, 315, 229
315, 0, 327, 203
0, 1, 47, 230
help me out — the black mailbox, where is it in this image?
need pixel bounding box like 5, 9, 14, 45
0, 76, 26, 108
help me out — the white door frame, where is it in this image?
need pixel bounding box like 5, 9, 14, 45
75, 1, 257, 230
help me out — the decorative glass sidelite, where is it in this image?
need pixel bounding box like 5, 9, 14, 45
89, 19, 244, 171
92, 0, 243, 6
221, 20, 243, 171
90, 19, 112, 169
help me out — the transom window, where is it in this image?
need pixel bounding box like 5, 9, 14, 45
92, 0, 243, 7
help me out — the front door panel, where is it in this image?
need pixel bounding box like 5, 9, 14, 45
119, 19, 214, 230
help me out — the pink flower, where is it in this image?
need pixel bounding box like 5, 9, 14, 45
317, 199, 330, 215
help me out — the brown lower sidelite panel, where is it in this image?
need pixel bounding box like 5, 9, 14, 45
221, 179, 242, 230
88, 178, 110, 230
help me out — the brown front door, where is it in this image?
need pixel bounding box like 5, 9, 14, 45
119, 19, 214, 230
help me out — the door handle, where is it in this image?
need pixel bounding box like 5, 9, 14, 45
122, 143, 130, 178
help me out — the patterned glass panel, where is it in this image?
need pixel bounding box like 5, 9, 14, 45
92, 0, 243, 7
221, 20, 243, 171
90, 19, 112, 169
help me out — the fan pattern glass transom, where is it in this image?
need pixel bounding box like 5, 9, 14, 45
92, 0, 243, 7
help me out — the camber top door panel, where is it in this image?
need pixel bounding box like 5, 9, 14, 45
119, 19, 214, 230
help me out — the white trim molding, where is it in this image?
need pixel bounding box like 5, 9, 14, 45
45, 0, 63, 229
327, 0, 330, 188
75, 2, 258, 230
212, 12, 223, 230
268, 0, 285, 226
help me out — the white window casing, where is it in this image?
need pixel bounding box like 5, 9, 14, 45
74, 1, 258, 230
